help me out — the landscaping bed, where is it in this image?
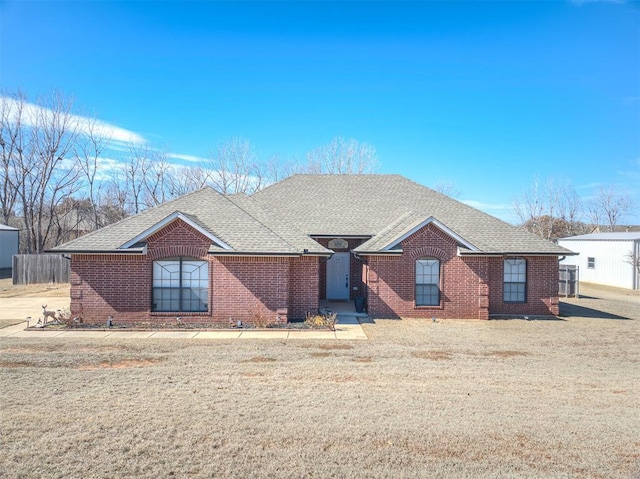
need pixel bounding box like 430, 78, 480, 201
26, 312, 338, 332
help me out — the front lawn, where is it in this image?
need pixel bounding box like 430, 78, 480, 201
1, 310, 638, 478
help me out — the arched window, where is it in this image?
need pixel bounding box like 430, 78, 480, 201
416, 257, 440, 306
504, 258, 526, 303
152, 258, 208, 312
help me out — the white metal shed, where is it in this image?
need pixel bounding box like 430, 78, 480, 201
558, 232, 640, 290
0, 224, 19, 269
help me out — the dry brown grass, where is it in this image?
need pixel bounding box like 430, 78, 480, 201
241, 355, 278, 363
0, 278, 70, 298
1, 284, 639, 478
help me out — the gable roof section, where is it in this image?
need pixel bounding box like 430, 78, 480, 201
254, 174, 573, 255
52, 187, 331, 255
119, 211, 231, 250
353, 215, 479, 254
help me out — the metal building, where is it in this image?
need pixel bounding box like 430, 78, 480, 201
558, 232, 640, 290
0, 224, 19, 269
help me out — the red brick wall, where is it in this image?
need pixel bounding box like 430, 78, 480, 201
211, 256, 289, 323
70, 219, 214, 324
316, 238, 366, 300
364, 223, 560, 319
147, 220, 211, 260
365, 224, 489, 319
70, 218, 297, 325
70, 254, 152, 323
487, 256, 559, 316
289, 256, 320, 319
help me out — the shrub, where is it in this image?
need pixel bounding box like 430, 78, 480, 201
249, 303, 272, 328
305, 311, 338, 331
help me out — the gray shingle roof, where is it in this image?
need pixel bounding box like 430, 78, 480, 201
253, 174, 573, 255
52, 187, 330, 255
53, 174, 573, 256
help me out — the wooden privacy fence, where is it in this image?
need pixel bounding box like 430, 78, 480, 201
12, 254, 70, 285
559, 265, 579, 298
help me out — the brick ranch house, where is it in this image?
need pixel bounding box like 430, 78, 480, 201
52, 175, 574, 325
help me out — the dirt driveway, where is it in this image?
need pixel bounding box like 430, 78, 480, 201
560, 282, 640, 320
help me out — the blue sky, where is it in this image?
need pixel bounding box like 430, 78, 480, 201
1, 0, 639, 223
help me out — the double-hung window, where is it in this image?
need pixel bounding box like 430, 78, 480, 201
152, 258, 208, 312
503, 258, 526, 303
416, 258, 440, 306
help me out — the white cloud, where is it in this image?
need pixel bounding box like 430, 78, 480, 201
93, 157, 124, 181
461, 199, 512, 212
167, 152, 208, 163
84, 118, 145, 145
1, 96, 145, 145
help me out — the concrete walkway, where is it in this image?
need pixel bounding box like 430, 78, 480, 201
0, 296, 70, 324
0, 314, 367, 340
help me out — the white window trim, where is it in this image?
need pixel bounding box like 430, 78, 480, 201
152, 257, 209, 313
415, 257, 441, 307
503, 258, 527, 303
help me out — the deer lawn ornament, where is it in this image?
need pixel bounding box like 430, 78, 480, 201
40, 305, 57, 324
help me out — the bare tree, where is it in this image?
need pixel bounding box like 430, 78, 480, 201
168, 164, 210, 197
207, 138, 264, 194
265, 153, 297, 185
0, 92, 28, 225
75, 116, 111, 229
13, 91, 80, 253
433, 181, 461, 198
142, 148, 173, 207
513, 176, 553, 239
303, 137, 378, 174
121, 142, 153, 214
51, 196, 94, 245
557, 186, 584, 236
100, 177, 129, 225
587, 185, 633, 232
514, 176, 587, 240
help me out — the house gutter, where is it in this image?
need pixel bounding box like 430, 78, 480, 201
352, 250, 403, 256
47, 248, 147, 255
208, 251, 332, 258
310, 235, 372, 239
457, 251, 578, 257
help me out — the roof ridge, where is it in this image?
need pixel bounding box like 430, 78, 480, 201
223, 194, 300, 253
371, 211, 416, 238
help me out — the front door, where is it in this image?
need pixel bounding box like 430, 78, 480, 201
326, 252, 350, 300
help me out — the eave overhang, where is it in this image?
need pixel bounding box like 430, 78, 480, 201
381, 217, 479, 252
457, 248, 579, 257
119, 211, 232, 250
